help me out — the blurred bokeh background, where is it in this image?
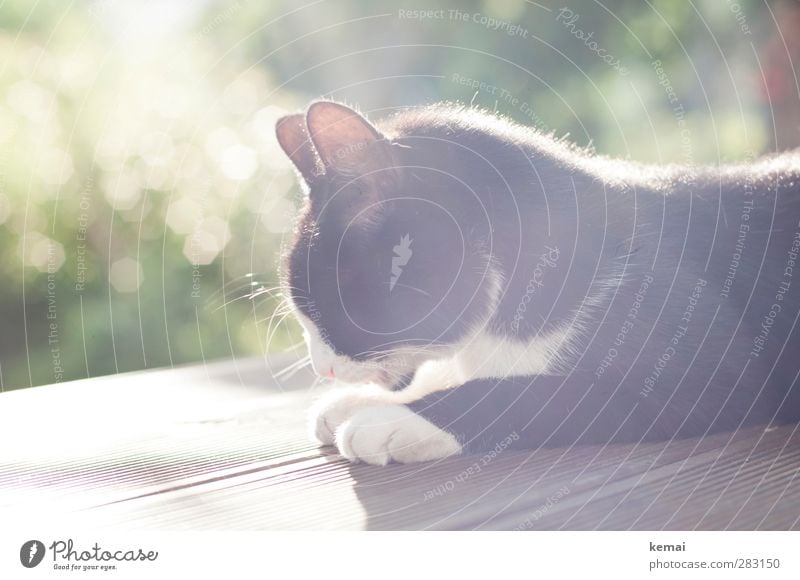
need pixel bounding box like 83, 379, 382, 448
1, 0, 798, 389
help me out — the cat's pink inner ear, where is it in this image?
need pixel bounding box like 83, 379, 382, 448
305, 101, 390, 173
275, 113, 320, 183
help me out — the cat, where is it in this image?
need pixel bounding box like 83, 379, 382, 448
275, 100, 800, 465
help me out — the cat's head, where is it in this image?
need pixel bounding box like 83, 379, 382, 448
276, 102, 498, 387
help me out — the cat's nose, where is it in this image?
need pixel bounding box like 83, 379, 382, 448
323, 366, 335, 379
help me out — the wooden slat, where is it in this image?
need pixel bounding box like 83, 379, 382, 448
1, 357, 798, 530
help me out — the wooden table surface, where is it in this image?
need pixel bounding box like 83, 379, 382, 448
1, 356, 798, 530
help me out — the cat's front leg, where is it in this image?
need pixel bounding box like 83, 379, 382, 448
406, 372, 629, 453
310, 383, 397, 445
336, 405, 462, 465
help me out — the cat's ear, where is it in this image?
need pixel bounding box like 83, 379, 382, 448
275, 113, 321, 183
305, 101, 393, 175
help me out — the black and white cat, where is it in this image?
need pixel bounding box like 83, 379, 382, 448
275, 101, 800, 465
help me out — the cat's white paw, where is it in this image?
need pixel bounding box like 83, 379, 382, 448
336, 405, 462, 465
310, 384, 394, 445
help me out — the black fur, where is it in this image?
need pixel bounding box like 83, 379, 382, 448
280, 101, 800, 452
